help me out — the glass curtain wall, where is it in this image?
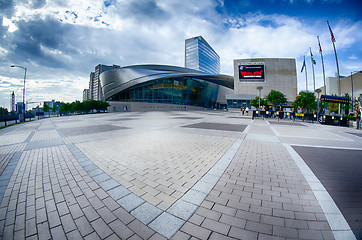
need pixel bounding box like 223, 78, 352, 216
185, 36, 220, 74
107, 78, 219, 108
198, 40, 220, 74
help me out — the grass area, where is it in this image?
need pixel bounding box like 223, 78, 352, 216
0, 120, 27, 130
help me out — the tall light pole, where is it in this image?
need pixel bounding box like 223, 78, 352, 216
315, 89, 321, 119
257, 86, 263, 111
351, 71, 362, 113
10, 65, 27, 122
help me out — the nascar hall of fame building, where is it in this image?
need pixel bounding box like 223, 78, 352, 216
101, 36, 235, 112
95, 35, 298, 112
100, 65, 234, 112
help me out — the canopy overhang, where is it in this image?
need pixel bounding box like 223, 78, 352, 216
320, 95, 349, 104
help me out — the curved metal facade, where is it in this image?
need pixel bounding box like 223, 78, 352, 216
100, 65, 233, 108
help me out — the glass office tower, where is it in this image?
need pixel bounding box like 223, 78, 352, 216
185, 36, 220, 74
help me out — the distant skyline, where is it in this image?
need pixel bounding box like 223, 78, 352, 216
0, 0, 361, 109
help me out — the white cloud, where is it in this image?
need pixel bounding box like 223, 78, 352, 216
215, 15, 318, 74
2, 17, 18, 32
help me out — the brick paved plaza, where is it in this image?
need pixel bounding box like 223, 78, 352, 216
0, 111, 361, 239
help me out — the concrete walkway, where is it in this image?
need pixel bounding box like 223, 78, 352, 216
0, 111, 361, 239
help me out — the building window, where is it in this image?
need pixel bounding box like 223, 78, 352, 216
107, 77, 218, 108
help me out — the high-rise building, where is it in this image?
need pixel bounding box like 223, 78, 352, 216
185, 36, 220, 74
83, 89, 90, 101
89, 72, 96, 100
11, 91, 15, 112
89, 64, 120, 101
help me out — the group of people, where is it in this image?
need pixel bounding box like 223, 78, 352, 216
238, 106, 361, 129
240, 107, 249, 115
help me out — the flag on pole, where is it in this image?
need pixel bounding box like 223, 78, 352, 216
310, 48, 316, 65
317, 36, 323, 54
301, 58, 306, 72
327, 21, 336, 42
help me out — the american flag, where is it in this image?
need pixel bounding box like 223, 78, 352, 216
327, 21, 336, 43
317, 36, 322, 54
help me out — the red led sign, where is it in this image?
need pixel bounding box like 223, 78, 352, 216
239, 65, 265, 81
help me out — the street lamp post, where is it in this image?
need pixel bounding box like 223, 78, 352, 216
10, 65, 27, 122
257, 86, 263, 110
257, 86, 263, 118
315, 89, 321, 119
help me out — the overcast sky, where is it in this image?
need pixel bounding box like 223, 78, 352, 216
1, 0, 361, 109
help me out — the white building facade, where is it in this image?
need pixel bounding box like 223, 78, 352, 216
228, 58, 298, 109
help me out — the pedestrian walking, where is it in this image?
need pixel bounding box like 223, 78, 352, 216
356, 107, 361, 130
246, 106, 249, 115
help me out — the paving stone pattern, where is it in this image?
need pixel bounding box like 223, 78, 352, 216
176, 139, 334, 239
267, 121, 306, 127
31, 129, 60, 141
0, 144, 155, 239
293, 146, 362, 239
0, 111, 360, 239
76, 131, 235, 211
183, 122, 247, 132
60, 125, 128, 137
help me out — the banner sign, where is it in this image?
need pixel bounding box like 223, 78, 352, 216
320, 95, 349, 104
238, 64, 265, 82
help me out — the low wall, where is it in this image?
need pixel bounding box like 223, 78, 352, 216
107, 101, 205, 112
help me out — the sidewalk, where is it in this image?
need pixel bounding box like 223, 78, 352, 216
0, 111, 361, 239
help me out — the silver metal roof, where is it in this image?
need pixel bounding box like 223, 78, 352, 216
100, 64, 234, 100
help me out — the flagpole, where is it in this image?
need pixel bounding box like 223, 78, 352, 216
310, 47, 316, 93
301, 56, 308, 92
332, 36, 341, 96
327, 21, 341, 96
327, 21, 341, 115
304, 56, 308, 91
317, 36, 326, 94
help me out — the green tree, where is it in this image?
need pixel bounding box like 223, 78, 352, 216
250, 97, 268, 109
81, 100, 110, 112
43, 103, 50, 112
72, 101, 84, 112
293, 91, 317, 113
266, 90, 287, 109
59, 103, 73, 114
343, 93, 351, 114
84, 100, 98, 112
58, 100, 110, 115
356, 93, 362, 108
0, 107, 9, 116
96, 101, 110, 111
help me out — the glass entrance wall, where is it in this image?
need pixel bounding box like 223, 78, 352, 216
227, 99, 251, 109
107, 77, 219, 108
